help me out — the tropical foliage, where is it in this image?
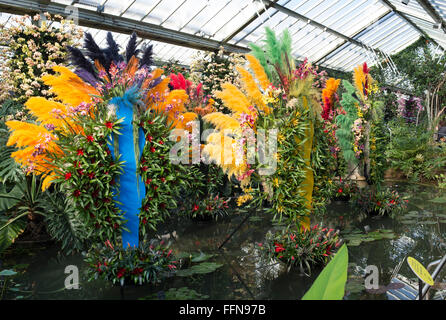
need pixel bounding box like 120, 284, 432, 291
84, 239, 177, 286
260, 224, 342, 274
302, 244, 348, 300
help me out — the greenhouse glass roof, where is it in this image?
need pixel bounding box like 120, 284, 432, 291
0, 0, 445, 71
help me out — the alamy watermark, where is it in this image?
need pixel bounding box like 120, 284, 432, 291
168, 121, 278, 176
64, 265, 79, 290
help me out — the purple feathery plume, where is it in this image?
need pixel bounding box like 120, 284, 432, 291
75, 69, 99, 87
148, 77, 163, 90
104, 32, 123, 64
67, 46, 96, 78
126, 32, 140, 63
84, 32, 108, 70
139, 44, 153, 69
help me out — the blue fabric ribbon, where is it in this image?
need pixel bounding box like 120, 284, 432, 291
108, 89, 145, 248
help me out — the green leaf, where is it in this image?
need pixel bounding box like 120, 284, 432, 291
302, 244, 348, 300
0, 215, 25, 253
0, 269, 17, 276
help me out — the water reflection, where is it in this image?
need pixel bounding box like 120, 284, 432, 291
2, 183, 446, 300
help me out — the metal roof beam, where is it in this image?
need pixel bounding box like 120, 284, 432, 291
222, 0, 279, 44
0, 0, 250, 54
379, 0, 444, 50
315, 9, 392, 64
416, 0, 446, 33
261, 0, 382, 51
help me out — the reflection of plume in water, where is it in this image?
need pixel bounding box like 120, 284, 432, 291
389, 235, 415, 261
237, 243, 285, 291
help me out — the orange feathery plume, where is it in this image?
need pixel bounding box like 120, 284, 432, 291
125, 56, 139, 78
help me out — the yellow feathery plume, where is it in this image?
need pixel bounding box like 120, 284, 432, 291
203, 112, 241, 132
236, 66, 269, 113
6, 120, 61, 182
245, 54, 270, 91
215, 83, 252, 116
42, 66, 98, 106
203, 132, 247, 180
6, 121, 51, 149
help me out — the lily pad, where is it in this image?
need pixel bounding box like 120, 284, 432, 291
429, 197, 446, 204
0, 269, 17, 276
248, 216, 262, 222
176, 262, 223, 277
191, 252, 215, 263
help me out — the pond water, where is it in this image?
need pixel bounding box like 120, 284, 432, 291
2, 182, 446, 300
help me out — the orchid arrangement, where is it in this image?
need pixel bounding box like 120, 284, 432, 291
190, 47, 244, 113
396, 94, 424, 124
0, 13, 83, 103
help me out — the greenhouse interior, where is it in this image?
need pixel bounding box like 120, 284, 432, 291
0, 0, 446, 304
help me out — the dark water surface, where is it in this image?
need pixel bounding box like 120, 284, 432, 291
2, 183, 446, 300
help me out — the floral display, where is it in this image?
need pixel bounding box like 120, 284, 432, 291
202, 28, 324, 229
5, 32, 198, 247
351, 186, 409, 217
335, 63, 383, 183
85, 239, 177, 286
259, 224, 342, 273
0, 13, 83, 103
1, 5, 444, 303
396, 94, 424, 124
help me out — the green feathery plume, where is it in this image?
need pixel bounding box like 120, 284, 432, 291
336, 80, 360, 164
249, 27, 295, 88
